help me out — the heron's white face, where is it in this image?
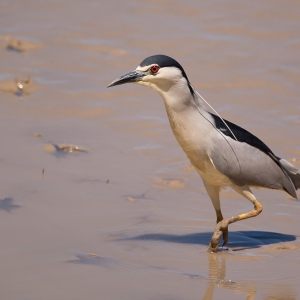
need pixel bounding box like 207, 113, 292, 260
107, 61, 192, 109
135, 65, 185, 94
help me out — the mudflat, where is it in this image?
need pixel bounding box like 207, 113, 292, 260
0, 1, 299, 299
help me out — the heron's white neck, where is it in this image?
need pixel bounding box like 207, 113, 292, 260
141, 77, 203, 114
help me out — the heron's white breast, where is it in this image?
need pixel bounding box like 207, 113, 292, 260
164, 105, 233, 185
165, 105, 209, 165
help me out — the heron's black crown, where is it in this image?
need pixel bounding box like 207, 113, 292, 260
140, 55, 189, 80
140, 54, 194, 96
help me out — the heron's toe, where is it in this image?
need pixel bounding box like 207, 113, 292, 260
208, 236, 221, 252
208, 219, 230, 252
222, 227, 229, 247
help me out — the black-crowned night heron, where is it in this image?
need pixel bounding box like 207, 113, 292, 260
108, 54, 300, 252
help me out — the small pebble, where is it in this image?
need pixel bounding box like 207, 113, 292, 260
126, 196, 135, 202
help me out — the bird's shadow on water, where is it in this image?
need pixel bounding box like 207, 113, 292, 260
119, 231, 297, 250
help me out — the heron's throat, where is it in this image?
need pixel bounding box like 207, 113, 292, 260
152, 78, 196, 112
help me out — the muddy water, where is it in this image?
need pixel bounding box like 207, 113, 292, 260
0, 1, 300, 299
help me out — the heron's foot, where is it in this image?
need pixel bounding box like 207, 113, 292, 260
208, 215, 240, 252
208, 216, 240, 252
208, 219, 230, 252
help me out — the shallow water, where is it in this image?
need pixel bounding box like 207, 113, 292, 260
0, 1, 300, 299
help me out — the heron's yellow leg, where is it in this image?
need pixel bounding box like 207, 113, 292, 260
209, 186, 263, 252
237, 200, 263, 221
216, 210, 224, 224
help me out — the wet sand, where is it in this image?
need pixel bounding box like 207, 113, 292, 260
0, 1, 300, 299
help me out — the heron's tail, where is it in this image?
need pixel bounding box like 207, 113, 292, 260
279, 158, 300, 190
289, 173, 300, 190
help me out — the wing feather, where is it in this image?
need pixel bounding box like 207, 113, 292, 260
209, 113, 298, 198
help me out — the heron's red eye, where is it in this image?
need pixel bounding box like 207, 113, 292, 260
150, 65, 159, 73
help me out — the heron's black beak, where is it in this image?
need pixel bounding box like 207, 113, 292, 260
107, 70, 145, 88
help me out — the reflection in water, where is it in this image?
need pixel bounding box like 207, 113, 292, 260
202, 252, 296, 300
202, 252, 256, 300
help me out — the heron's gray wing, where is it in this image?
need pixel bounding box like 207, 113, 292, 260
210, 113, 300, 192
209, 115, 298, 198
210, 113, 274, 156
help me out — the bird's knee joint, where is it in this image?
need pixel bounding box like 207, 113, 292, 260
254, 201, 263, 215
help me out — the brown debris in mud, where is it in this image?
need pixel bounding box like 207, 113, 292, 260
1, 35, 43, 52
126, 196, 136, 202
260, 243, 300, 252
0, 76, 39, 96
42, 144, 88, 153
153, 178, 186, 190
